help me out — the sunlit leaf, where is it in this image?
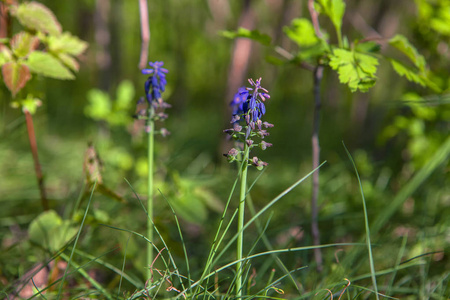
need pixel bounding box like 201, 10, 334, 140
1, 61, 32, 96
284, 18, 319, 47
0, 45, 13, 67
10, 32, 39, 58
12, 1, 62, 36
389, 34, 426, 72
329, 48, 379, 92
57, 52, 80, 72
25, 51, 74, 79
84, 89, 111, 120
388, 58, 426, 86
387, 58, 442, 92
316, 0, 346, 33
221, 27, 271, 46
47, 32, 88, 56
115, 80, 135, 110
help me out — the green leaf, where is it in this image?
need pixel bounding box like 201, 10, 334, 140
57, 52, 80, 72
115, 80, 135, 110
1, 61, 32, 96
221, 27, 271, 46
0, 45, 13, 67
25, 51, 74, 79
355, 41, 381, 53
388, 58, 426, 86
10, 32, 39, 58
387, 58, 442, 92
316, 0, 346, 32
84, 89, 111, 120
329, 48, 379, 92
389, 34, 426, 72
47, 32, 88, 56
12, 1, 62, 36
284, 18, 319, 47
29, 210, 78, 252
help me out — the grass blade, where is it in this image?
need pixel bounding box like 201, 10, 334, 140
343, 143, 379, 300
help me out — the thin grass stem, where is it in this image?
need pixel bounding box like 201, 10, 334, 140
343, 143, 379, 300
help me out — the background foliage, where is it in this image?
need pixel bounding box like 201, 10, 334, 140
0, 0, 448, 298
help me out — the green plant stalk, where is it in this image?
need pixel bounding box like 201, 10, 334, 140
236, 143, 249, 298
147, 112, 155, 281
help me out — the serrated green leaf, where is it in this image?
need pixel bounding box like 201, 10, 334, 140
221, 27, 271, 46
0, 45, 13, 67
388, 58, 426, 86
329, 48, 379, 92
85, 89, 111, 120
316, 0, 346, 32
387, 58, 442, 92
47, 32, 88, 56
10, 32, 39, 58
25, 51, 74, 79
1, 61, 32, 96
284, 18, 319, 47
29, 210, 78, 252
389, 34, 426, 72
12, 1, 62, 36
57, 52, 79, 72
115, 80, 135, 110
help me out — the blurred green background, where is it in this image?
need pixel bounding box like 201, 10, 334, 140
1, 0, 449, 297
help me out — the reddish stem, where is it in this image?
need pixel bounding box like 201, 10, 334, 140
24, 109, 48, 211
138, 0, 150, 70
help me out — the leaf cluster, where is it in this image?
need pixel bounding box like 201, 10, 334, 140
0, 1, 88, 110
222, 0, 442, 93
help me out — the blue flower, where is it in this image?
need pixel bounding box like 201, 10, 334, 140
230, 78, 270, 125
142, 61, 168, 103
230, 87, 250, 115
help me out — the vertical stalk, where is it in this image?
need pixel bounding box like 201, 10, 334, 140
236, 143, 249, 298
24, 109, 48, 211
311, 66, 323, 271
147, 112, 154, 280
138, 0, 150, 70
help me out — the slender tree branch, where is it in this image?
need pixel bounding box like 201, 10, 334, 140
24, 109, 48, 211
308, 0, 323, 39
311, 65, 323, 272
138, 0, 150, 69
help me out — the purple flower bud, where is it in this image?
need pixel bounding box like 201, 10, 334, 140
233, 123, 242, 132
246, 140, 253, 147
160, 128, 170, 137
260, 141, 273, 150
263, 122, 274, 128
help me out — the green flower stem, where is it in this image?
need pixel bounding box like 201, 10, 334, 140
147, 112, 155, 281
236, 143, 249, 298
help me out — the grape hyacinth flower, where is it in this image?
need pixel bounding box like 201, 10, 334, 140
137, 61, 171, 136
224, 77, 273, 170
138, 61, 170, 281
223, 77, 272, 298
